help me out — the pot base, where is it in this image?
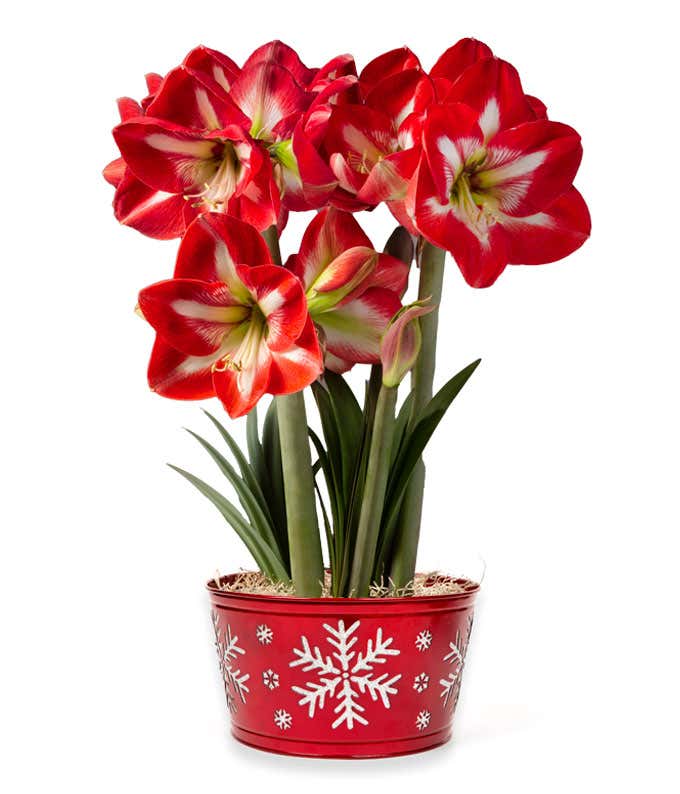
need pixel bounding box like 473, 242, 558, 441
232, 724, 452, 759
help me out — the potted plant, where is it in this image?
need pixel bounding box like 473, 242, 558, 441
104, 38, 590, 758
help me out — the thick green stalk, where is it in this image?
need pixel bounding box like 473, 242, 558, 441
348, 384, 398, 597
389, 241, 446, 588
262, 225, 324, 596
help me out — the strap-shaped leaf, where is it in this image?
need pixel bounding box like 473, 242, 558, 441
168, 465, 289, 581
201, 410, 276, 530
380, 359, 481, 558
311, 381, 345, 525
262, 400, 288, 553
184, 429, 283, 564
324, 371, 363, 497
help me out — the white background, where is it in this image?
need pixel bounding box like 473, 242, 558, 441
1, 1, 678, 791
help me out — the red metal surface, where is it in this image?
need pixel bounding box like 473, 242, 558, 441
208, 575, 479, 759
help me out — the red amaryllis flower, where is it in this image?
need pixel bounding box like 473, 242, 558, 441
286, 208, 409, 372
138, 214, 323, 418
411, 57, 591, 287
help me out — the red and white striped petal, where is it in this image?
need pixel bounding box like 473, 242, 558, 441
317, 287, 403, 366
291, 125, 337, 208
443, 57, 535, 140
291, 207, 373, 290
365, 69, 436, 129
368, 253, 411, 296
310, 54, 357, 92
480, 120, 582, 216
138, 278, 249, 356
230, 61, 308, 140
212, 323, 273, 418
422, 103, 484, 202
356, 147, 420, 204
113, 169, 188, 239
147, 335, 220, 400
146, 65, 248, 131
430, 38, 494, 83
183, 45, 240, 93
502, 186, 591, 265
414, 163, 510, 287
236, 264, 308, 352
326, 104, 397, 170
113, 117, 220, 194
174, 213, 271, 293
311, 246, 377, 295
526, 95, 548, 120
359, 47, 421, 97
243, 40, 316, 86
267, 316, 324, 395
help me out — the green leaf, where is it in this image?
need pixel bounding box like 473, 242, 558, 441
262, 400, 288, 554
378, 359, 481, 566
168, 464, 289, 581
184, 429, 283, 566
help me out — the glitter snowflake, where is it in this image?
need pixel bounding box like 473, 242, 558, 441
415, 710, 431, 731
262, 668, 280, 690
413, 672, 429, 693
415, 629, 433, 651
439, 615, 474, 710
256, 624, 273, 645
211, 611, 250, 713
273, 708, 292, 730
290, 620, 401, 730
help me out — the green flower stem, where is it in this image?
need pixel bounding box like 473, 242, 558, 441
348, 383, 398, 597
389, 241, 446, 588
262, 225, 324, 596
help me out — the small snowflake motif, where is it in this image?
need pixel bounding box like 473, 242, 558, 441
256, 624, 273, 645
273, 709, 292, 730
211, 611, 250, 713
290, 620, 401, 730
415, 629, 433, 652
262, 668, 280, 691
413, 672, 429, 693
415, 710, 431, 731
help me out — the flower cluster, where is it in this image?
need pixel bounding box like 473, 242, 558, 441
105, 39, 589, 416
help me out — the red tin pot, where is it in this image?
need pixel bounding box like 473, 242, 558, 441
208, 574, 479, 759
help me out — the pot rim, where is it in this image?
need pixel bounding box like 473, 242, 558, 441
207, 571, 480, 607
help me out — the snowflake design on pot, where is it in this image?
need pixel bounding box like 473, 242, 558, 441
274, 709, 292, 730
439, 614, 474, 711
211, 611, 250, 713
262, 668, 280, 691
415, 710, 431, 731
256, 624, 273, 645
290, 620, 401, 730
413, 672, 429, 693
415, 629, 432, 651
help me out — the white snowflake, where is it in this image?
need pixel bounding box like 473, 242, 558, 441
273, 708, 292, 730
290, 620, 401, 730
415, 629, 432, 651
262, 668, 280, 690
413, 672, 429, 693
415, 710, 431, 731
256, 624, 273, 645
439, 615, 474, 710
211, 611, 250, 713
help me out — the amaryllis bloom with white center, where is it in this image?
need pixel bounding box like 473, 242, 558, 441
137, 214, 323, 418
286, 208, 409, 372
411, 57, 591, 287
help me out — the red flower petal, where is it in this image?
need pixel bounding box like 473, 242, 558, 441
113, 117, 220, 194
481, 120, 582, 215
243, 40, 316, 86
503, 186, 591, 265
113, 169, 188, 239
359, 47, 421, 97
174, 213, 272, 287
138, 278, 249, 356
365, 69, 434, 128
183, 45, 240, 93
267, 316, 323, 394
117, 97, 143, 121
430, 38, 493, 83
147, 335, 219, 400
443, 57, 535, 139
212, 332, 273, 419
236, 264, 308, 352
103, 157, 126, 188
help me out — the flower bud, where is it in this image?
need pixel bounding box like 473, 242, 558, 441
380, 300, 435, 387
